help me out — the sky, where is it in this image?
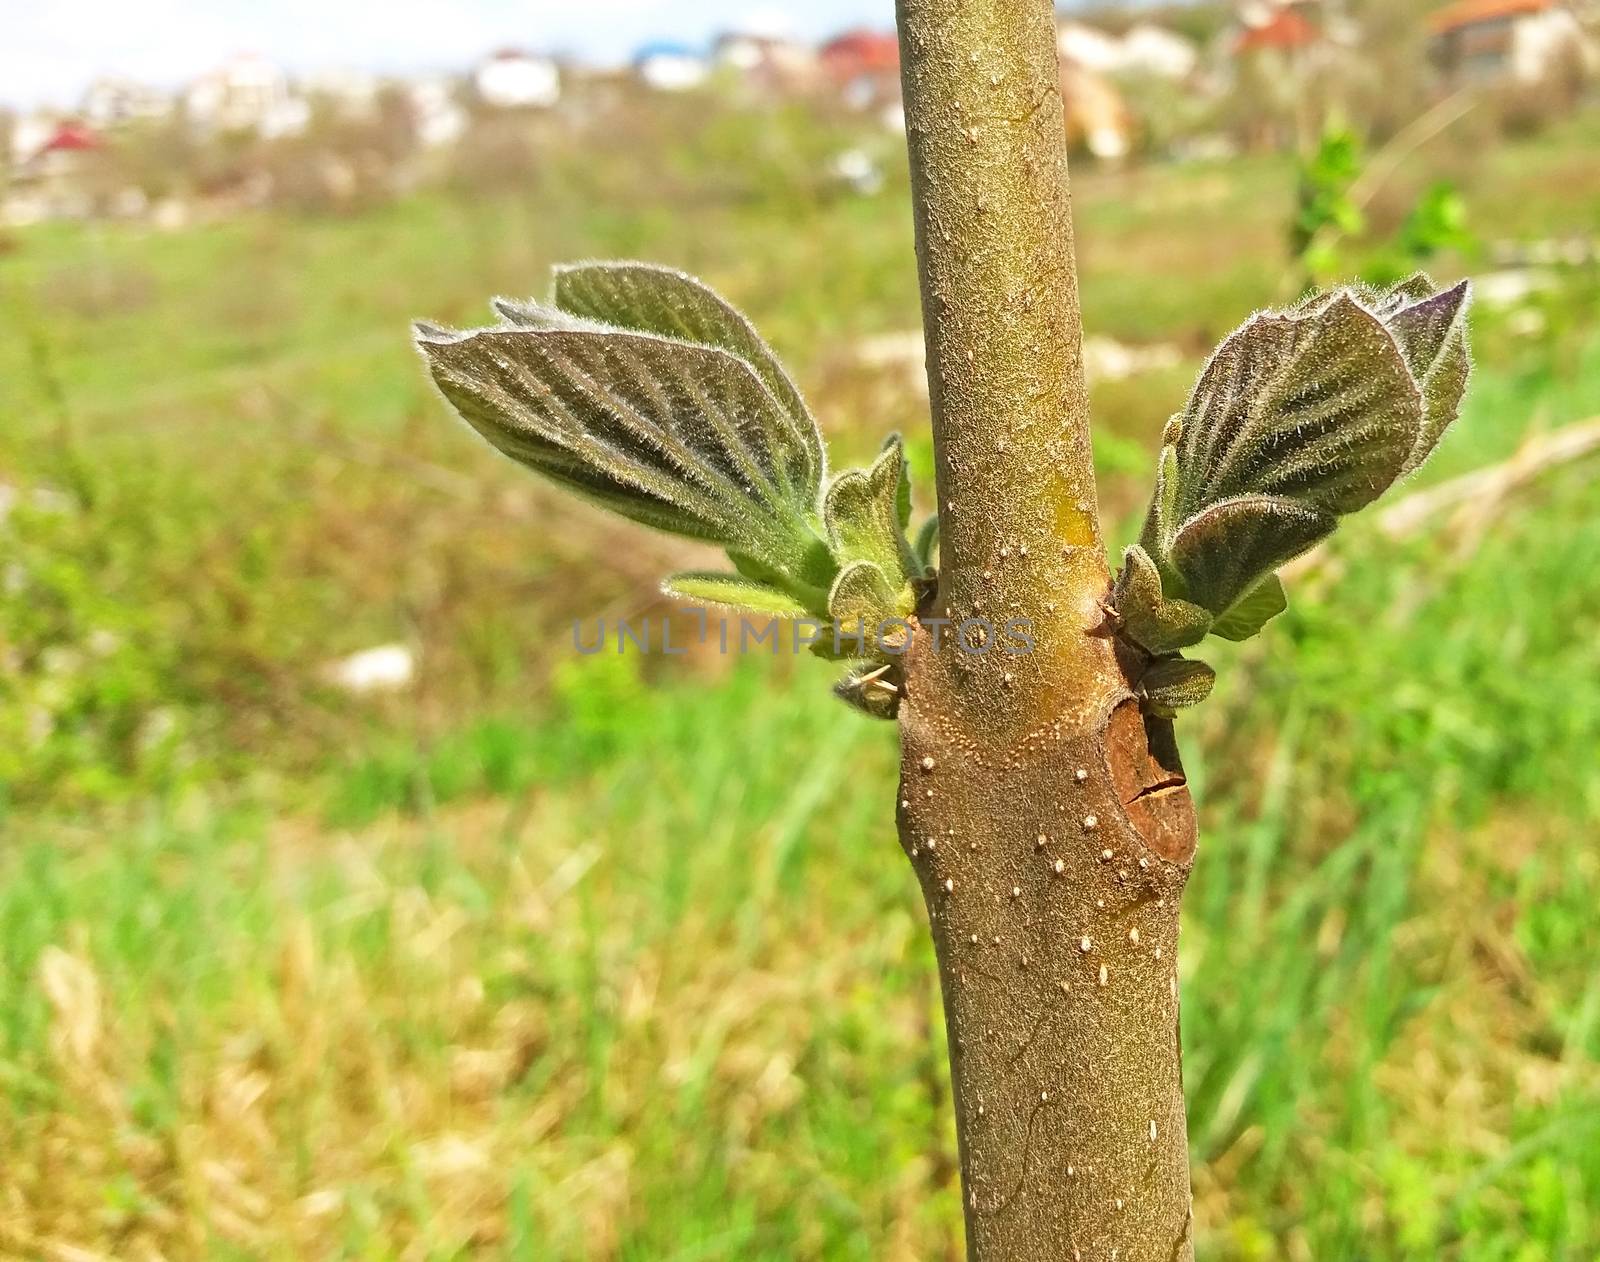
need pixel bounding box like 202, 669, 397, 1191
1, 0, 899, 110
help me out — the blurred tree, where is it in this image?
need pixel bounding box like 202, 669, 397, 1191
1338, 0, 1438, 141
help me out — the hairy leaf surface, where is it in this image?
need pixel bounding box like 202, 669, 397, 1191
1140, 658, 1217, 714
1169, 495, 1335, 618
1209, 574, 1288, 642
1113, 546, 1212, 655
828, 559, 899, 635
1177, 294, 1421, 518
824, 436, 919, 604
662, 572, 815, 617
1117, 276, 1471, 674
419, 326, 823, 576
552, 262, 824, 489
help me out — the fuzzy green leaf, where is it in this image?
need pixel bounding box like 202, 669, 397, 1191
1389, 282, 1472, 476
828, 559, 897, 629
1118, 275, 1471, 708
1169, 495, 1335, 618
1177, 293, 1422, 519
824, 436, 917, 605
824, 559, 910, 660
1140, 658, 1217, 715
1137, 436, 1183, 565
550, 262, 824, 490
913, 515, 940, 571
1386, 280, 1469, 379
1112, 545, 1213, 655
889, 434, 913, 530
662, 571, 813, 618
417, 325, 824, 580
1209, 574, 1288, 642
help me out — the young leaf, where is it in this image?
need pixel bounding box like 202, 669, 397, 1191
890, 433, 914, 530
1176, 294, 1422, 520
1168, 494, 1334, 619
1114, 274, 1472, 712
417, 325, 824, 578
1137, 433, 1182, 564
1387, 281, 1472, 475
826, 560, 911, 660
1133, 277, 1471, 627
824, 436, 918, 606
1112, 545, 1212, 655
828, 559, 898, 631
1140, 658, 1217, 716
551, 262, 824, 490
913, 515, 940, 571
1209, 574, 1288, 642
663, 571, 813, 618
1386, 280, 1469, 379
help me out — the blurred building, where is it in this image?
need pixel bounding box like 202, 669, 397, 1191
713, 31, 819, 93
1119, 24, 1202, 79
187, 54, 309, 137
818, 29, 902, 110
1233, 5, 1324, 58
303, 68, 382, 119
8, 113, 58, 166
3, 121, 110, 224
1058, 21, 1126, 74
1058, 19, 1200, 80
409, 78, 469, 148
634, 41, 710, 91
82, 76, 172, 128
1428, 0, 1599, 85
1228, 2, 1340, 151
474, 49, 561, 109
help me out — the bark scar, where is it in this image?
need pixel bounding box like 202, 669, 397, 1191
1105, 699, 1198, 867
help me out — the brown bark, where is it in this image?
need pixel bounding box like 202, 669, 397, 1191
893, 1, 1199, 1257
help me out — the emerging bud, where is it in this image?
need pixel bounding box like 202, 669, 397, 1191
1112, 274, 1471, 712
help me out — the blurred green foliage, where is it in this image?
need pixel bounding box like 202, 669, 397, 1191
1, 96, 1598, 1260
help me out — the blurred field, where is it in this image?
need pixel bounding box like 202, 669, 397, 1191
2, 100, 1599, 1261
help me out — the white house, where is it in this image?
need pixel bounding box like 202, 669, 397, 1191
1429, 0, 1599, 84
82, 76, 172, 128
1057, 20, 1199, 80
635, 41, 710, 91
1119, 24, 1200, 79
474, 49, 561, 109
409, 78, 468, 148
9, 113, 58, 165
713, 31, 818, 91
303, 68, 381, 119
186, 54, 308, 137
1057, 22, 1126, 75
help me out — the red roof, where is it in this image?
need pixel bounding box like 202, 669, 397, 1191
1235, 10, 1322, 53
1427, 0, 1556, 35
39, 122, 104, 154
819, 29, 901, 75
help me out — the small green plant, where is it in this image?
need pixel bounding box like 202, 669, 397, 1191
416, 7, 1474, 1257
1293, 126, 1367, 278
417, 263, 931, 717
1110, 274, 1472, 714
1294, 125, 1479, 287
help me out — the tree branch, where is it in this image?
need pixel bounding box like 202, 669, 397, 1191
894, 4, 1198, 1260
897, 0, 1109, 718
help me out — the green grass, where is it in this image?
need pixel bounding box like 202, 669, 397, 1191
2, 100, 1599, 1259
